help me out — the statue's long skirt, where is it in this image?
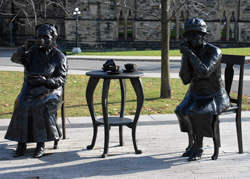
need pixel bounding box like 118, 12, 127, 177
5, 82, 62, 143
175, 90, 230, 137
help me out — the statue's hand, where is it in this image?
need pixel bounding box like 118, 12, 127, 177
33, 75, 47, 86
24, 39, 34, 51
179, 42, 192, 58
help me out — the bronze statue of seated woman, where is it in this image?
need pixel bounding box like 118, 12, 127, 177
5, 24, 68, 158
175, 18, 230, 161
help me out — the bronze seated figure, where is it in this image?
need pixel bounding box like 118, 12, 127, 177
5, 24, 68, 158
175, 18, 230, 161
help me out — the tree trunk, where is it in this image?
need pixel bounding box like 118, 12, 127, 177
160, 0, 172, 98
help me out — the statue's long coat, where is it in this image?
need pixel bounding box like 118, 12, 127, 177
5, 46, 68, 143
175, 43, 230, 137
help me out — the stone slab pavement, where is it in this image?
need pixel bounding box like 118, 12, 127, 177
1, 48, 250, 178
0, 112, 250, 179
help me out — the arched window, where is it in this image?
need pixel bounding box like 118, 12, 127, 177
170, 17, 176, 40
118, 11, 125, 39
179, 12, 185, 39
229, 12, 235, 40
221, 12, 226, 40
127, 11, 133, 39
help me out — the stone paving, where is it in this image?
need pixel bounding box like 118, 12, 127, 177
0, 112, 250, 179
1, 49, 250, 178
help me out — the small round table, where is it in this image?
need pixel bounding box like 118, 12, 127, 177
85, 70, 145, 158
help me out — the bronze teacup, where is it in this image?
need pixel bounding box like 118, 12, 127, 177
124, 63, 137, 70
34, 39, 44, 48
108, 65, 119, 72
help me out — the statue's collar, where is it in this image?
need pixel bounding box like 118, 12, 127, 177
37, 47, 57, 64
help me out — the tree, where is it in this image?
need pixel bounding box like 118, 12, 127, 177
160, 0, 171, 98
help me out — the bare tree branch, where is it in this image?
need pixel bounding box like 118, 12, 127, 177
0, 0, 3, 9
168, 0, 189, 21
29, 0, 37, 25
4, 0, 209, 23
11, 0, 31, 24
11, 9, 20, 22
100, 1, 161, 19
44, 0, 47, 19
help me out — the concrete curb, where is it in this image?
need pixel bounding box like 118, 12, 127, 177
67, 55, 250, 63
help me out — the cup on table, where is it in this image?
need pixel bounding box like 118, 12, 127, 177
103, 59, 116, 71
124, 63, 137, 71
108, 65, 120, 72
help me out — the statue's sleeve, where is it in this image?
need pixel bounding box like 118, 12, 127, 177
10, 46, 27, 65
188, 47, 222, 78
179, 55, 192, 85
46, 54, 68, 89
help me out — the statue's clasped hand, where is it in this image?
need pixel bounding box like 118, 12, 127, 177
179, 42, 192, 58
24, 39, 34, 51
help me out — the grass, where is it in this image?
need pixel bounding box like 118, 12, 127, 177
1, 71, 250, 119
64, 47, 250, 56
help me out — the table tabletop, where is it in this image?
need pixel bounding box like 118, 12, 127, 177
86, 70, 144, 79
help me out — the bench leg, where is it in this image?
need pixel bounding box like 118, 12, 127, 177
54, 140, 59, 149
236, 111, 243, 154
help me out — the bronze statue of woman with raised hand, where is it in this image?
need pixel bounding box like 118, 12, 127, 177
5, 24, 68, 158
175, 18, 230, 161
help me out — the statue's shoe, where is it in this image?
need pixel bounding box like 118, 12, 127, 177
33, 143, 44, 158
182, 144, 195, 157
13, 143, 27, 157
188, 147, 203, 161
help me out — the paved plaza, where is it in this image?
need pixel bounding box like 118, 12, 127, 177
0, 112, 250, 179
0, 48, 250, 178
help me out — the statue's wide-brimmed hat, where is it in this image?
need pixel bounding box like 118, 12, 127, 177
183, 18, 208, 36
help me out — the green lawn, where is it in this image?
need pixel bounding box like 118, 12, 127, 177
64, 48, 250, 56
1, 71, 250, 119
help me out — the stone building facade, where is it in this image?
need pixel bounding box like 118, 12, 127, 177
0, 0, 250, 50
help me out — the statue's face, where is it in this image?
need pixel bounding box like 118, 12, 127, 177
185, 31, 205, 48
37, 31, 53, 50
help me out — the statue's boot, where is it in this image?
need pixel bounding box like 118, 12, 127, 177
183, 144, 195, 157
183, 133, 194, 157
13, 142, 27, 157
33, 142, 44, 158
188, 135, 203, 161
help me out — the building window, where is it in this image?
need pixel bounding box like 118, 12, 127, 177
170, 17, 176, 40
179, 12, 185, 39
127, 11, 133, 39
39, 2, 45, 11
229, 12, 235, 40
117, 10, 134, 40
221, 13, 226, 40
118, 11, 125, 39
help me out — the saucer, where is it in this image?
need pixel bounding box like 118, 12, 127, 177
123, 69, 136, 73
108, 71, 121, 75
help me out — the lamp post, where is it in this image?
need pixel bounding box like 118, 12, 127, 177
72, 7, 82, 53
